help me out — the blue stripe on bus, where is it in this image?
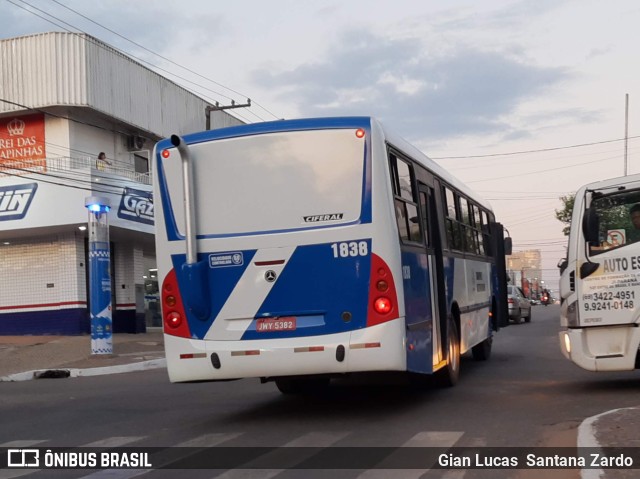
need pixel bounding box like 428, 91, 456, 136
157, 117, 373, 148
240, 240, 372, 340
171, 250, 257, 339
157, 157, 181, 242
156, 117, 373, 242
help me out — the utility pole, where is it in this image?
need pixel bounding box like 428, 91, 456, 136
624, 93, 629, 176
205, 99, 251, 130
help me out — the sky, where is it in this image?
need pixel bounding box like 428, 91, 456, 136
3, 0, 640, 290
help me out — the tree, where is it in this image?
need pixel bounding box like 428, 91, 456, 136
555, 194, 575, 236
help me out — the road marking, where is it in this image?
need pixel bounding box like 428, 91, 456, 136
0, 440, 47, 479
402, 431, 464, 447
0, 431, 470, 479
0, 470, 39, 479
0, 441, 47, 447
175, 432, 245, 448
356, 431, 465, 479
83, 437, 146, 448
75, 432, 244, 479
213, 431, 350, 479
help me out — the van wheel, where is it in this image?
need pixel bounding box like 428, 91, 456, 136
275, 376, 330, 395
436, 316, 460, 387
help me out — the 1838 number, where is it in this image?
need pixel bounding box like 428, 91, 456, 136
331, 241, 368, 258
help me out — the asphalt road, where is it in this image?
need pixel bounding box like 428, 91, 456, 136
1, 304, 639, 479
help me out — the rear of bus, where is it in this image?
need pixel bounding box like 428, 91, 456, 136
559, 173, 640, 371
152, 117, 406, 383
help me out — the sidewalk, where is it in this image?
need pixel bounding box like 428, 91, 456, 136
0, 331, 165, 381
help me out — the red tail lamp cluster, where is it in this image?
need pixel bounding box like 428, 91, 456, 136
367, 254, 398, 326
162, 269, 191, 338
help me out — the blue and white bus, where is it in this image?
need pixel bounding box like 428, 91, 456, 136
152, 117, 510, 392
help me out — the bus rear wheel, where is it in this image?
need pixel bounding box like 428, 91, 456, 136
436, 316, 460, 387
275, 376, 330, 395
472, 336, 492, 361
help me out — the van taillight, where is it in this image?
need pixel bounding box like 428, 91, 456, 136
367, 254, 398, 327
162, 269, 191, 338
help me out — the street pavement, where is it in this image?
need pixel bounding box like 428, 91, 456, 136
0, 330, 639, 478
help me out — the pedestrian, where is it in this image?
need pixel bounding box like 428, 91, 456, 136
96, 152, 112, 171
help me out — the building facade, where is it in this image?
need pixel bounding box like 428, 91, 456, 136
506, 249, 543, 299
0, 32, 242, 334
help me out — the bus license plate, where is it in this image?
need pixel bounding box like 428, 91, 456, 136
256, 317, 296, 332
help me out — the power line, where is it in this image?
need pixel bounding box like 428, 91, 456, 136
433, 135, 640, 160
50, 0, 278, 122
466, 155, 617, 184
449, 143, 640, 172
8, 0, 247, 120
4, 0, 76, 36
480, 190, 567, 194
0, 166, 124, 195
7, 0, 258, 124
487, 197, 560, 200
0, 98, 144, 139
1, 162, 139, 192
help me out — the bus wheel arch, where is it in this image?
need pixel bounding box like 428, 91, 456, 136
472, 299, 494, 361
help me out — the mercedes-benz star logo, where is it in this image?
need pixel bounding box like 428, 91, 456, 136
264, 270, 277, 283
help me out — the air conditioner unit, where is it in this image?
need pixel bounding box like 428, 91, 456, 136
127, 135, 145, 151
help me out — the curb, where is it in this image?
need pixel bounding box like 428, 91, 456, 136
0, 358, 166, 382
577, 407, 628, 479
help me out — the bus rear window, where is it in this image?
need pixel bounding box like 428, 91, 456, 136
162, 129, 366, 236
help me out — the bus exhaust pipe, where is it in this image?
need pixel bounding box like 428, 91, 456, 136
170, 134, 211, 320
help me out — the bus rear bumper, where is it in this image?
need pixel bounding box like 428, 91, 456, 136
559, 325, 640, 371
164, 318, 407, 382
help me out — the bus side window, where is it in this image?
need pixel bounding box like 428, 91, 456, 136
481, 210, 493, 257
459, 196, 477, 254
419, 191, 430, 247
390, 154, 422, 244
472, 204, 484, 255
443, 186, 463, 251
395, 199, 410, 240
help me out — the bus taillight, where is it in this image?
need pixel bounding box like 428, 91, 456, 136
374, 297, 392, 314
367, 254, 398, 327
162, 269, 191, 338
166, 312, 182, 328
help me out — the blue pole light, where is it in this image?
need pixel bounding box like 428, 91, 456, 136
85, 196, 113, 355
87, 203, 110, 213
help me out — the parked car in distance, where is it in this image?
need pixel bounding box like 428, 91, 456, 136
507, 285, 532, 323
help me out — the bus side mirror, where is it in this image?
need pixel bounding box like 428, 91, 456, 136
557, 258, 568, 274
504, 237, 512, 255
582, 208, 599, 244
